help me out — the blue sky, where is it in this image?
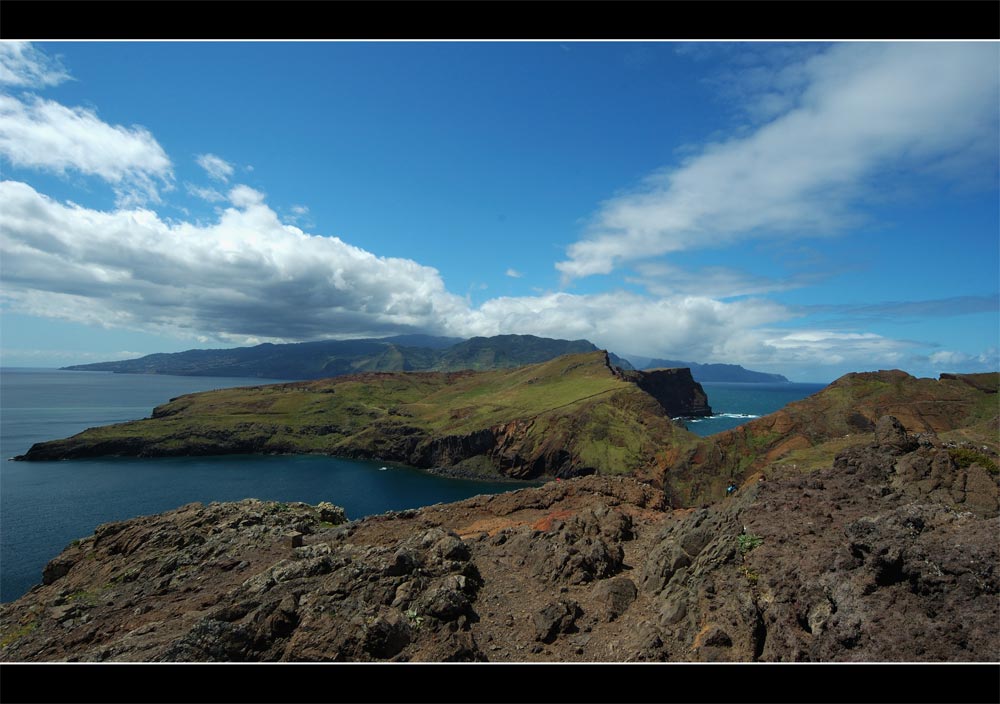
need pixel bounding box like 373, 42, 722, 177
0, 41, 997, 382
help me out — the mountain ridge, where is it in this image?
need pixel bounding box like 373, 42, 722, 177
61, 334, 782, 383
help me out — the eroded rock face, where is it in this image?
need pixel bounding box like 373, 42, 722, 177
620, 367, 712, 417
1, 442, 996, 663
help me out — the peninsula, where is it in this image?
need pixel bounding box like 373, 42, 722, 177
18, 352, 711, 481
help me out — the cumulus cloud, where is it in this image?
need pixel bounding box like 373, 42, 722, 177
0, 42, 71, 88
0, 179, 955, 381
558, 43, 1000, 280
458, 290, 790, 360
196, 153, 235, 182
0, 180, 470, 342
0, 95, 173, 205
505, 268, 523, 279
228, 184, 265, 208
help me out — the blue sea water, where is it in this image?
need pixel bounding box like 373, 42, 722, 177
0, 369, 527, 603
681, 381, 828, 436
0, 369, 827, 603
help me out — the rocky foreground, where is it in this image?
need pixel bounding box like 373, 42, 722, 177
2, 416, 996, 662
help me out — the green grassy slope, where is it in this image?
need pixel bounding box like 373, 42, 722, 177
21, 352, 701, 481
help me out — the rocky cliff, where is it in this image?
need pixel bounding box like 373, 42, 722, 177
619, 366, 711, 418
2, 417, 996, 662
17, 352, 709, 482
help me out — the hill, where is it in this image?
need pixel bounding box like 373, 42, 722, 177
660, 370, 999, 506
19, 352, 709, 481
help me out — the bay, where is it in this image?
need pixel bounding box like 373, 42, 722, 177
0, 369, 525, 603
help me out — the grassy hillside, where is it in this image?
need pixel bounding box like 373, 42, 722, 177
432, 335, 599, 371
22, 352, 701, 482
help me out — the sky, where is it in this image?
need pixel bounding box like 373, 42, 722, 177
0, 41, 997, 383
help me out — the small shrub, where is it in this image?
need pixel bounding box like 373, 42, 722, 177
948, 448, 998, 475
738, 532, 763, 555
404, 608, 424, 629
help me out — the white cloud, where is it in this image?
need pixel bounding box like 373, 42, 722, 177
458, 290, 792, 361
756, 330, 909, 367
0, 180, 470, 342
0, 180, 955, 382
505, 268, 523, 279
929, 348, 999, 368
930, 350, 970, 366
629, 261, 815, 299
285, 204, 313, 227
557, 43, 1000, 281
185, 183, 226, 202
0, 42, 71, 88
0, 94, 173, 205
196, 153, 235, 183
228, 184, 266, 208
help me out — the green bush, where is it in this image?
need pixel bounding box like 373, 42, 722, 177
738, 532, 763, 555
948, 448, 998, 475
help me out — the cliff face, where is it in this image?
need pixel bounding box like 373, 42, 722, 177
620, 367, 711, 417
17, 352, 707, 483
2, 417, 996, 662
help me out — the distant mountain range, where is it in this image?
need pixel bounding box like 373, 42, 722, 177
640, 359, 788, 383
63, 334, 787, 383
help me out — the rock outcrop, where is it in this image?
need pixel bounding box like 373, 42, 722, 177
3, 418, 996, 662
619, 366, 711, 418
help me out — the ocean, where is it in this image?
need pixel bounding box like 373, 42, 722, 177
680, 381, 828, 436
0, 368, 826, 602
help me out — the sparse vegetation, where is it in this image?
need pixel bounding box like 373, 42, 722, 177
949, 447, 999, 475
0, 620, 38, 648
404, 608, 424, 629
738, 532, 763, 555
